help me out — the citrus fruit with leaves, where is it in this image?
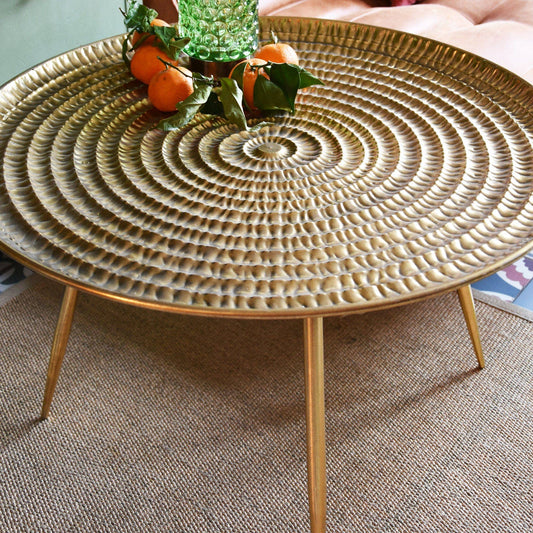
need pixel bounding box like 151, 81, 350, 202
148, 66, 194, 112
131, 18, 170, 47
130, 44, 178, 84
230, 58, 269, 111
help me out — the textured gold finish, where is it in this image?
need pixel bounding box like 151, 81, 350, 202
304, 317, 326, 533
1, 17, 531, 533
0, 18, 532, 319
457, 285, 485, 369
41, 286, 78, 419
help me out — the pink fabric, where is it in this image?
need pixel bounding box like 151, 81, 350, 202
259, 1, 533, 82
391, 0, 417, 5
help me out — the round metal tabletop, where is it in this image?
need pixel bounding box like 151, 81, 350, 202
1, 17, 532, 318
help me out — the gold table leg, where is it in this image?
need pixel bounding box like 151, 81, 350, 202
41, 285, 78, 419
303, 317, 327, 533
457, 284, 485, 369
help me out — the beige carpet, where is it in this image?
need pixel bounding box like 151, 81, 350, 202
1, 276, 532, 532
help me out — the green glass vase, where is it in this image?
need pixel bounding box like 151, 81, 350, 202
178, 0, 259, 63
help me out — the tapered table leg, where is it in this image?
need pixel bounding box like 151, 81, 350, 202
303, 316, 327, 533
457, 284, 485, 369
41, 285, 78, 419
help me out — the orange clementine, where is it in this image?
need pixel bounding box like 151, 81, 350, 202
131, 18, 170, 47
230, 58, 269, 111
254, 41, 299, 65
130, 44, 178, 85
148, 66, 194, 112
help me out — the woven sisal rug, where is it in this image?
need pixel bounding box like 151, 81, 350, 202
1, 276, 532, 532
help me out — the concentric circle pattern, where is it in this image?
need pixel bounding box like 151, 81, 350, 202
1, 18, 533, 317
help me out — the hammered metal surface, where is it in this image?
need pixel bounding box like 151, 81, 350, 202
1, 18, 533, 317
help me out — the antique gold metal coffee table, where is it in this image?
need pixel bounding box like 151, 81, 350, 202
1, 17, 533, 533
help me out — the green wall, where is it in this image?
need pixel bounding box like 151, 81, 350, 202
1, 0, 126, 84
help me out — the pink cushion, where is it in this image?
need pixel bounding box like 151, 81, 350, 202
258, 0, 533, 82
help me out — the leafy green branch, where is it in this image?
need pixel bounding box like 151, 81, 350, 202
120, 0, 189, 68
156, 61, 323, 132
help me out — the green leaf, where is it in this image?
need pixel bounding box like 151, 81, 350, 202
219, 78, 248, 131
253, 76, 291, 112
157, 84, 213, 131
123, 0, 157, 32
201, 90, 225, 116
295, 66, 324, 89
192, 71, 216, 86
228, 61, 246, 90
155, 34, 190, 61
121, 30, 135, 70
153, 26, 179, 45
268, 63, 301, 112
